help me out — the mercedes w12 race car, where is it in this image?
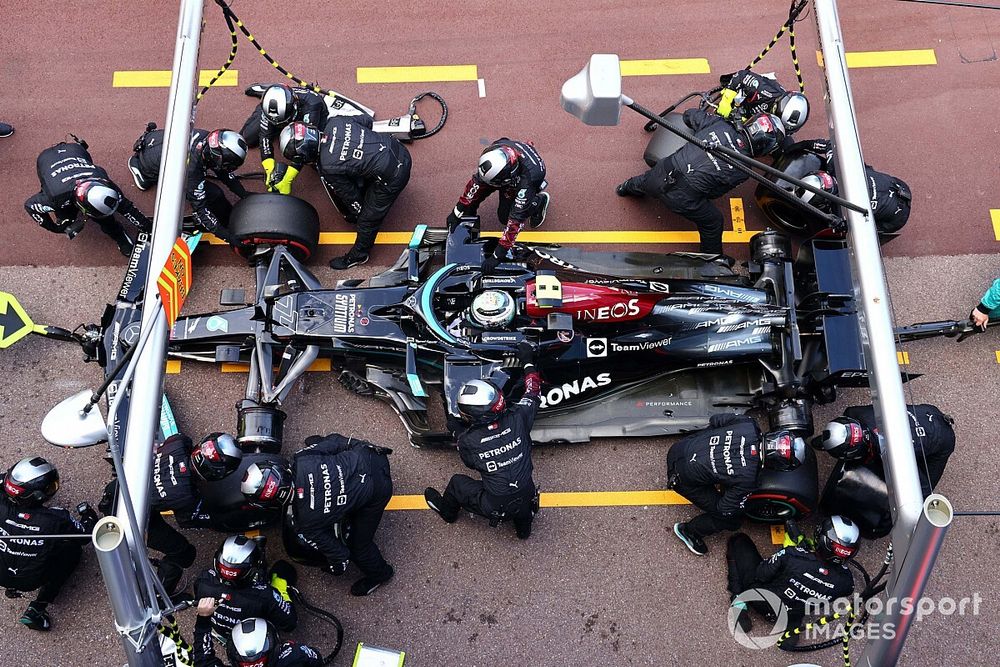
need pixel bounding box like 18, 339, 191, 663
167, 194, 945, 453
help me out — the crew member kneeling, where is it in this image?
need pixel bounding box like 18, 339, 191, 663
243, 437, 396, 597
0, 457, 97, 631
669, 414, 806, 556
425, 342, 541, 539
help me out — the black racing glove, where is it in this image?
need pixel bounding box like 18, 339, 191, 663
325, 560, 349, 576
516, 341, 535, 367
446, 210, 462, 231
77, 502, 99, 532
481, 254, 500, 275
65, 217, 86, 240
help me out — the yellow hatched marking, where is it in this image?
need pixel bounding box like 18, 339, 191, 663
897, 351, 910, 365
357, 65, 478, 84
730, 198, 746, 234
771, 525, 785, 545
165, 360, 182, 375
620, 59, 711, 76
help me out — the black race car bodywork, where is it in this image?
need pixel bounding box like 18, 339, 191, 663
168, 196, 884, 448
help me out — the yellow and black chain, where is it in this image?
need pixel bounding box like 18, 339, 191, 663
199, 0, 368, 114
777, 605, 856, 666
745, 0, 810, 93
158, 615, 195, 666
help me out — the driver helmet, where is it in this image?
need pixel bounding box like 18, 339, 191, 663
794, 170, 838, 209
203, 129, 248, 171
741, 112, 786, 157
74, 178, 121, 218
191, 432, 243, 482
227, 618, 278, 667
814, 515, 861, 563
477, 144, 520, 187
772, 92, 810, 133
468, 290, 516, 330
761, 430, 806, 472
456, 379, 506, 422
811, 416, 873, 461
261, 84, 298, 125
279, 122, 320, 164
3, 457, 60, 507
214, 535, 264, 586
241, 461, 293, 509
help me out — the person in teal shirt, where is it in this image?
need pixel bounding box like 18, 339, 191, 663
971, 278, 1000, 329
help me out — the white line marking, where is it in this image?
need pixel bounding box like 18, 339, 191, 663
477, 78, 486, 98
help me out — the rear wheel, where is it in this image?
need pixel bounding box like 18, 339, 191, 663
230, 194, 320, 262
642, 112, 690, 167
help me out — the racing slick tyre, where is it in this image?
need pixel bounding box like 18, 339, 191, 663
230, 194, 320, 262
643, 112, 690, 167
744, 446, 819, 524
819, 460, 892, 539
753, 149, 828, 236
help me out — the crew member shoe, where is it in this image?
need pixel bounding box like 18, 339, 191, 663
673, 522, 708, 556
0, 123, 13, 138
616, 180, 640, 198
350, 566, 394, 597
329, 250, 370, 270
515, 522, 532, 540
127, 157, 152, 190
19, 602, 51, 632
424, 488, 457, 523
528, 191, 550, 229
114, 234, 136, 257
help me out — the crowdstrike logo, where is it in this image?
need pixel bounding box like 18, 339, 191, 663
728, 588, 788, 649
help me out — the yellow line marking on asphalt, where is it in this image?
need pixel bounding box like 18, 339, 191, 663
387, 490, 689, 511
165, 360, 182, 375
816, 49, 937, 68
990, 210, 1000, 240
357, 65, 478, 84
771, 525, 785, 545
620, 59, 711, 76
220, 359, 332, 373
897, 351, 910, 365
995, 351, 1000, 364
245, 529, 260, 538
205, 228, 761, 247
730, 198, 746, 234
113, 69, 239, 88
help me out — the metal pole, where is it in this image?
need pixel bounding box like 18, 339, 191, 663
813, 0, 926, 568
93, 518, 149, 643
813, 2, 953, 663
859, 496, 954, 666
116, 0, 203, 550
104, 0, 205, 665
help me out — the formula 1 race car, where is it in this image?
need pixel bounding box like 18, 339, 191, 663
169, 194, 914, 453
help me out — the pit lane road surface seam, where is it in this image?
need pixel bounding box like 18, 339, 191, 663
113, 69, 239, 87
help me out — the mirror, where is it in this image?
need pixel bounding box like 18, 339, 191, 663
560, 54, 624, 126
41, 390, 108, 448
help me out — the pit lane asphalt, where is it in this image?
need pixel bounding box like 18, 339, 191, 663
2, 1, 1000, 665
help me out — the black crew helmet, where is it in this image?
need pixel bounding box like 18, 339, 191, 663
761, 430, 807, 472
3, 457, 59, 507
191, 432, 243, 481
815, 515, 861, 563
226, 617, 278, 667
214, 535, 265, 586
456, 379, 506, 422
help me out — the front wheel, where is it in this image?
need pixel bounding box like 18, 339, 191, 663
230, 193, 320, 262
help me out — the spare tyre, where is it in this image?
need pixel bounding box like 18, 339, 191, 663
753, 150, 827, 235
643, 112, 691, 167
229, 193, 320, 262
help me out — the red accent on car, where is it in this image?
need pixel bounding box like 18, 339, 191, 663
525, 281, 658, 322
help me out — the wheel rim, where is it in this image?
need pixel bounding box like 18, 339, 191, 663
746, 498, 797, 522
